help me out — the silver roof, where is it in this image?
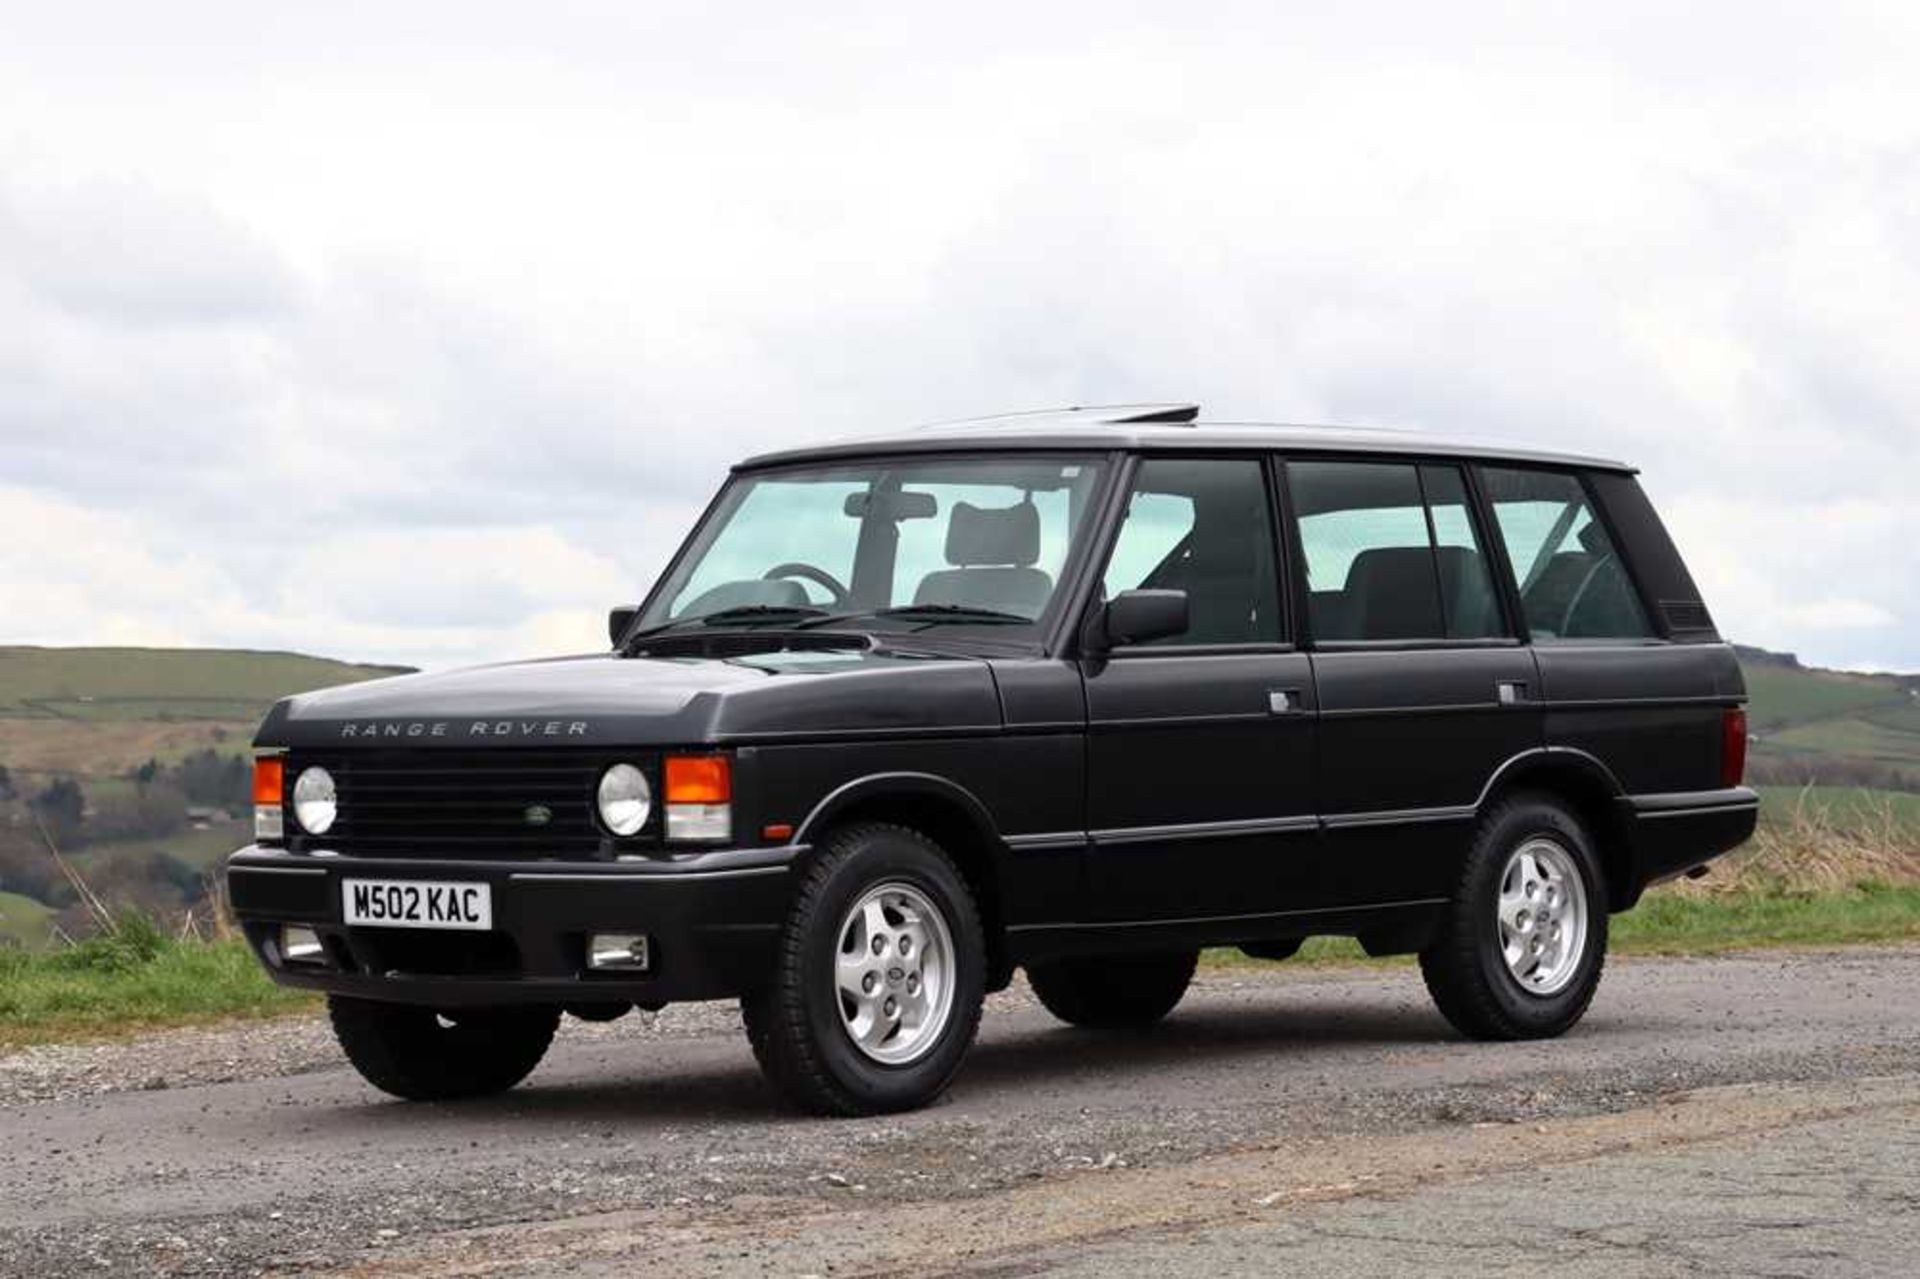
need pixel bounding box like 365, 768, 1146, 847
736, 404, 1636, 473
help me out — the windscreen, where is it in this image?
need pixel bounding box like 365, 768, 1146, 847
640, 455, 1109, 631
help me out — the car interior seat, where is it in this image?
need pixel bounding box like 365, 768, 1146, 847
1520, 521, 1605, 636
912, 501, 1052, 616
1339, 546, 1445, 639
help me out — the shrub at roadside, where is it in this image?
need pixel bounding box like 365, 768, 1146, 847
1673, 786, 1918, 897
2, 785, 1915, 1050
0, 922, 312, 1048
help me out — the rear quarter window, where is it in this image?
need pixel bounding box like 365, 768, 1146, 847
1477, 467, 1654, 642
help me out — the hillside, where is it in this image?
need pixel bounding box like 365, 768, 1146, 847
1, 641, 1916, 950
0, 646, 408, 727
1, 647, 410, 947
1736, 646, 1920, 791
0, 647, 409, 781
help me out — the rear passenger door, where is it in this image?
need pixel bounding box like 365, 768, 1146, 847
1081, 456, 1318, 922
1286, 457, 1541, 906
1476, 466, 1723, 797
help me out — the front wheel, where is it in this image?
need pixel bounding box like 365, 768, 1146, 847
742, 823, 985, 1115
1419, 793, 1608, 1040
329, 997, 560, 1100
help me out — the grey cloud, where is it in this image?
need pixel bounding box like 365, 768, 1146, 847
4, 178, 302, 327
0, 2, 1916, 671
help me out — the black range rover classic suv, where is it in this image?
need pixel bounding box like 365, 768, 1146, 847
230, 405, 1756, 1115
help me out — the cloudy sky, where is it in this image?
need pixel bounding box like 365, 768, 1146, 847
1, 1, 1915, 672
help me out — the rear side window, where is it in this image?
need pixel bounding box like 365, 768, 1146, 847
1287, 460, 1505, 642
1478, 467, 1653, 641
1103, 458, 1282, 645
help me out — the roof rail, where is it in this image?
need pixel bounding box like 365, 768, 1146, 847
918, 403, 1201, 429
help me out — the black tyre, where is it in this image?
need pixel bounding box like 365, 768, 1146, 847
1419, 792, 1608, 1040
741, 823, 986, 1116
1026, 950, 1199, 1029
329, 997, 560, 1100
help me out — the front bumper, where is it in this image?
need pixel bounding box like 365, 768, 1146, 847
226, 844, 800, 1007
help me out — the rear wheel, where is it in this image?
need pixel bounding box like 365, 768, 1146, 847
329, 997, 560, 1100
1419, 793, 1608, 1040
1026, 950, 1198, 1029
742, 823, 985, 1115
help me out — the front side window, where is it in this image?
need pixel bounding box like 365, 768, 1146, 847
642, 455, 1108, 633
1101, 457, 1282, 645
1288, 459, 1506, 642
1478, 467, 1652, 641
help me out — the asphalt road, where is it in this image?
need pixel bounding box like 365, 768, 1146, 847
3, 948, 1918, 1276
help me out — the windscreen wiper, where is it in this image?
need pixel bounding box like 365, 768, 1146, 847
797, 603, 1032, 629
623, 604, 832, 648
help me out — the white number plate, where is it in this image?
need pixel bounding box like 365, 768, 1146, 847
342, 879, 492, 930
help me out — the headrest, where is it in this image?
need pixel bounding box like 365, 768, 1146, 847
945, 501, 1040, 567
1343, 545, 1437, 590
1576, 521, 1609, 554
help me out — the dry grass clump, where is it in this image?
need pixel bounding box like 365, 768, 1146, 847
1674, 788, 1920, 897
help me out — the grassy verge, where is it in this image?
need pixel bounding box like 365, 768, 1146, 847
7, 795, 1919, 1055
1609, 883, 1920, 953
1205, 884, 1920, 971
0, 923, 314, 1051
5, 888, 1915, 1052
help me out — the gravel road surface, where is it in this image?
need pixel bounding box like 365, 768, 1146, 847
3, 948, 1917, 1276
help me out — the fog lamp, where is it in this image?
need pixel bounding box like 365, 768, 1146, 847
280, 924, 327, 966
587, 933, 651, 971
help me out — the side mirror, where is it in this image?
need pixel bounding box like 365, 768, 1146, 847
608, 605, 639, 647
1089, 589, 1189, 651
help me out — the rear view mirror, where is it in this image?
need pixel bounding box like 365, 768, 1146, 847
1093, 589, 1189, 650
844, 490, 938, 520
608, 605, 638, 646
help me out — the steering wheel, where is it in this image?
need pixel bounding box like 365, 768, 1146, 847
762, 562, 851, 606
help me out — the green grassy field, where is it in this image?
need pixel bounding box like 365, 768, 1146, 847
66, 825, 250, 873
1862, 700, 1920, 733
1738, 653, 1920, 787
0, 891, 54, 948
1769, 717, 1920, 763
1740, 662, 1900, 728
0, 646, 407, 724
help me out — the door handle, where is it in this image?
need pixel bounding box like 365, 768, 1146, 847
1496, 680, 1529, 706
1268, 688, 1305, 715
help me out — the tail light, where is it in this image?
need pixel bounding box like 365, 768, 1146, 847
253, 755, 286, 842
1720, 708, 1748, 788
664, 755, 732, 842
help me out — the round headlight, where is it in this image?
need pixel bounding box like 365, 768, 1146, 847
597, 763, 652, 836
292, 766, 337, 835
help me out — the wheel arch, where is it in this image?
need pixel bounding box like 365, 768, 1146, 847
1477, 748, 1637, 910
794, 773, 1014, 991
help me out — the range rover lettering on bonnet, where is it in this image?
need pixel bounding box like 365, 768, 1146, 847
337, 720, 591, 739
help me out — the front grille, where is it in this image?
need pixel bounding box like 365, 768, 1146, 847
285, 749, 652, 859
